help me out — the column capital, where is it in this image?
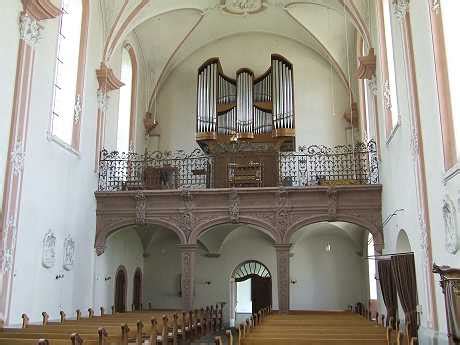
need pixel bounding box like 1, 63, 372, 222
96, 62, 124, 93
274, 244, 292, 251
177, 244, 200, 252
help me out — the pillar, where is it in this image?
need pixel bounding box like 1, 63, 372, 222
275, 244, 291, 313
0, 0, 60, 323
178, 244, 198, 311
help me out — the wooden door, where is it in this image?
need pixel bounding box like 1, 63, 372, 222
133, 269, 142, 311
251, 276, 272, 314
115, 268, 127, 313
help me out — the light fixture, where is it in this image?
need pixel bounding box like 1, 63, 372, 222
325, 243, 332, 252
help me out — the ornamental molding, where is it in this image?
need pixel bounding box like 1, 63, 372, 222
22, 0, 61, 20
96, 62, 124, 92
229, 190, 240, 223
327, 187, 338, 221
63, 234, 75, 271
0, 248, 14, 273
368, 77, 378, 96
431, 0, 440, 14
383, 80, 392, 112
73, 94, 82, 123
96, 90, 109, 113
221, 0, 266, 15
42, 230, 56, 269
135, 192, 146, 224
392, 0, 410, 20
19, 13, 42, 46
10, 141, 25, 176
442, 196, 459, 254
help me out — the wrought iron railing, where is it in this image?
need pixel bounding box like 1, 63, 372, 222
97, 141, 378, 192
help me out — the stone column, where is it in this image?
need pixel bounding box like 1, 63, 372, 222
275, 244, 291, 314
0, 0, 60, 324
177, 244, 198, 311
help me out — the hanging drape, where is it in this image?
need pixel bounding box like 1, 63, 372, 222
391, 254, 419, 339
377, 259, 398, 328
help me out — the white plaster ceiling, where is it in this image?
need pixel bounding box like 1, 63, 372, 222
99, 0, 370, 105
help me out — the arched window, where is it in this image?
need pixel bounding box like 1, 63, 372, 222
50, 0, 85, 146
117, 47, 134, 153
378, 0, 400, 137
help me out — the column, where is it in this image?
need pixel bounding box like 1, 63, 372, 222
0, 0, 60, 323
177, 244, 198, 311
275, 244, 291, 314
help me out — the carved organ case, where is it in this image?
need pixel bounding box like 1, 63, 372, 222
196, 54, 295, 151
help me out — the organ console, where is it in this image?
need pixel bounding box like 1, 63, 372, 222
196, 54, 296, 187
196, 54, 295, 152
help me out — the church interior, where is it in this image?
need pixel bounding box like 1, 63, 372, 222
0, 0, 459, 344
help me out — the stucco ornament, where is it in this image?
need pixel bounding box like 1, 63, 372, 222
223, 0, 264, 14
10, 140, 25, 176
63, 235, 75, 271
96, 90, 109, 112
135, 192, 146, 224
19, 13, 42, 46
42, 230, 57, 268
73, 94, 82, 123
0, 248, 13, 273
367, 77, 378, 96
229, 190, 240, 223
442, 197, 458, 254
383, 80, 392, 112
392, 0, 410, 20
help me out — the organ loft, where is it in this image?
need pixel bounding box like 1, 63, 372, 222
195, 54, 295, 188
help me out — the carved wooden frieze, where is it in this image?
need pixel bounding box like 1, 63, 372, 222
94, 185, 383, 254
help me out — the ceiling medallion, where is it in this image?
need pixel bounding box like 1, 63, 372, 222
222, 0, 265, 15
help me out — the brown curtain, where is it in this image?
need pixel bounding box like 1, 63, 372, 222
391, 254, 419, 339
445, 280, 460, 342
377, 259, 398, 327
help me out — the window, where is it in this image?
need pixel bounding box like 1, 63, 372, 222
381, 0, 399, 129
117, 48, 133, 153
440, 1, 460, 161
368, 234, 377, 300
51, 0, 83, 145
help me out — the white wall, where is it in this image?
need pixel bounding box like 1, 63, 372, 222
155, 32, 350, 151
290, 229, 366, 310
7, 1, 118, 325
93, 229, 144, 312
366, 1, 460, 343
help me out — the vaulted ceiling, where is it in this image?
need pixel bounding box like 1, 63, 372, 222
99, 0, 373, 110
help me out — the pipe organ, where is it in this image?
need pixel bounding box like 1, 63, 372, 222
196, 54, 295, 151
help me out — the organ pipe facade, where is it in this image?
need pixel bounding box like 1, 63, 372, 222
196, 54, 295, 144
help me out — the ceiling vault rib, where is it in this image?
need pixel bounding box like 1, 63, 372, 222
102, 0, 129, 62
283, 8, 353, 99
107, 0, 150, 63
147, 12, 205, 111
338, 0, 372, 49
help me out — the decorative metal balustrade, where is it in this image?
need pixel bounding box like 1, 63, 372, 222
97, 140, 379, 192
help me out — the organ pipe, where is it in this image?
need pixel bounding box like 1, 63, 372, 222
196, 54, 294, 142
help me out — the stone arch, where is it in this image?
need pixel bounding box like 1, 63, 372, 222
285, 214, 384, 253
190, 216, 280, 244
95, 218, 187, 255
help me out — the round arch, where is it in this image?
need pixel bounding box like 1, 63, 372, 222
284, 214, 384, 253
190, 216, 280, 244
95, 218, 187, 255
231, 260, 272, 282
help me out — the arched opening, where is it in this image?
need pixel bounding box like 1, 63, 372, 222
232, 260, 272, 320
368, 233, 378, 317
133, 268, 142, 311
114, 266, 127, 313
396, 229, 411, 253
289, 221, 377, 311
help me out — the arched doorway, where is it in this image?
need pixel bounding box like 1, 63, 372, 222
114, 266, 127, 313
133, 268, 142, 311
231, 260, 272, 320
